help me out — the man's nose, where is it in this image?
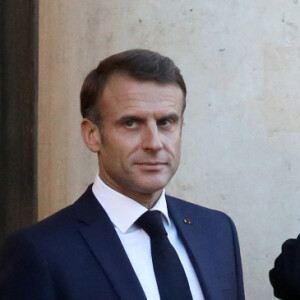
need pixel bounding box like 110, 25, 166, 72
142, 125, 163, 151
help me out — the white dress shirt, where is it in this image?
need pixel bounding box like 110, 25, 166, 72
92, 175, 204, 300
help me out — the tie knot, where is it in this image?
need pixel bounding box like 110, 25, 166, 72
136, 211, 167, 238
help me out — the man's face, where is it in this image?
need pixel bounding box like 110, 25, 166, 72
97, 74, 184, 205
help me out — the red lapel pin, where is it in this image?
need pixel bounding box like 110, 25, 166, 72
184, 218, 191, 224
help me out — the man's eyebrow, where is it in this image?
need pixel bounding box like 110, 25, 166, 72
115, 113, 181, 125
160, 113, 180, 120
115, 115, 144, 124
156, 113, 181, 124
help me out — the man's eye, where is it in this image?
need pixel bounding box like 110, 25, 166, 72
125, 120, 137, 128
158, 119, 172, 127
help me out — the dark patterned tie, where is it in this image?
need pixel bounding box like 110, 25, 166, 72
136, 210, 193, 300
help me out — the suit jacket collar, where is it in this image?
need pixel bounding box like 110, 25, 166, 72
167, 195, 223, 300
73, 186, 224, 300
73, 185, 146, 300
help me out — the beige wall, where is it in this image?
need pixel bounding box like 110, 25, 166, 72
38, 1, 300, 299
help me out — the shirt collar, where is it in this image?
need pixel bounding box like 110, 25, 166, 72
92, 174, 170, 233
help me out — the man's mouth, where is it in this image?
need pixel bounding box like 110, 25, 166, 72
135, 162, 167, 171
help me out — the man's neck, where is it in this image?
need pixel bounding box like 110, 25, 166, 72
99, 175, 162, 209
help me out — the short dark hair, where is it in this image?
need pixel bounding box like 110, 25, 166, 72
80, 49, 186, 125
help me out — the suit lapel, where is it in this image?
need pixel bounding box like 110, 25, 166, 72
74, 187, 146, 300
167, 196, 223, 300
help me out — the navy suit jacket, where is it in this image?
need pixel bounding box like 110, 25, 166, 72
0, 186, 245, 300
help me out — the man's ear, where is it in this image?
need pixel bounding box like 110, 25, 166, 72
81, 118, 102, 153
180, 116, 184, 136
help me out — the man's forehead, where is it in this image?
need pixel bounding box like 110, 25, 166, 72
105, 73, 182, 93
102, 74, 183, 105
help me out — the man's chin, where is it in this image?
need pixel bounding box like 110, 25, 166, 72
135, 179, 170, 194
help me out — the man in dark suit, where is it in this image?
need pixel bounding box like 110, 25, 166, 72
0, 49, 245, 299
270, 234, 300, 299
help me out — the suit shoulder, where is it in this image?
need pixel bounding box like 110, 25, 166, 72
167, 194, 242, 237
4, 203, 76, 249
4, 187, 94, 248
167, 194, 231, 218
10, 185, 95, 239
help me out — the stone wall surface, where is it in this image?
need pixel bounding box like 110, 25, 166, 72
39, 1, 300, 299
